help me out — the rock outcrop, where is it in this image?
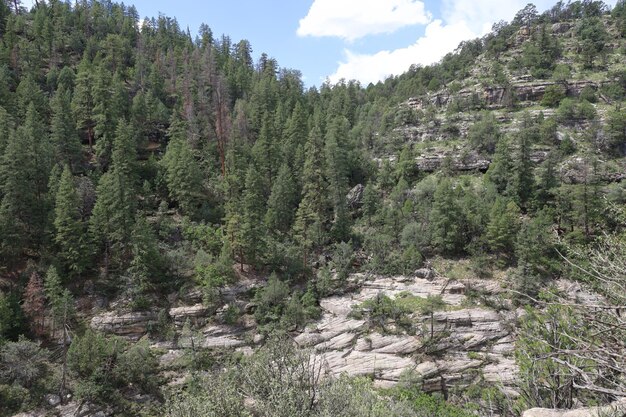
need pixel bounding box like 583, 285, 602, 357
522, 399, 626, 417
346, 184, 365, 209
293, 273, 519, 393
411, 148, 549, 173
407, 80, 608, 112
169, 303, 209, 327
90, 311, 157, 340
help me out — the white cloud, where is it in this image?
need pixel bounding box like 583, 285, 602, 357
330, 19, 474, 85
327, 0, 584, 84
441, 0, 555, 34
297, 0, 431, 42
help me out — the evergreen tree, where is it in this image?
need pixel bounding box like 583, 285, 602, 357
89, 121, 137, 273
362, 182, 380, 220
512, 130, 535, 207
0, 104, 52, 261
265, 163, 298, 235
293, 124, 327, 266
54, 165, 88, 276
486, 137, 514, 196
43, 265, 74, 332
283, 101, 308, 169
430, 179, 466, 254
50, 88, 82, 170
324, 116, 351, 242
126, 215, 163, 296
468, 111, 502, 154
535, 151, 560, 208
485, 197, 521, 260
93, 64, 117, 168
252, 112, 279, 195
15, 75, 47, 123
162, 117, 204, 217
240, 166, 266, 269
0, 106, 13, 160
72, 55, 95, 148
606, 104, 626, 155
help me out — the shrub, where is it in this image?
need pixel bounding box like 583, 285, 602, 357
0, 336, 49, 389
541, 84, 566, 107
67, 330, 159, 405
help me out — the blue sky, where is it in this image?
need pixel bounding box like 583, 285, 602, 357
27, 0, 619, 86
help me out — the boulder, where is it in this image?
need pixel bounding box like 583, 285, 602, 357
45, 394, 61, 407
551, 22, 571, 34
346, 184, 365, 208
414, 268, 435, 280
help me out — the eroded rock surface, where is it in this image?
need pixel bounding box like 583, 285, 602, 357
293, 273, 519, 394
522, 399, 626, 417
90, 311, 157, 340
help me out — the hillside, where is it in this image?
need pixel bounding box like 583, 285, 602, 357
0, 1, 625, 416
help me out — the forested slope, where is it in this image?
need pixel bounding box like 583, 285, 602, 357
0, 1, 625, 416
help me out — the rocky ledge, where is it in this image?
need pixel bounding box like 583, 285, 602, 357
90, 311, 157, 341
522, 399, 626, 417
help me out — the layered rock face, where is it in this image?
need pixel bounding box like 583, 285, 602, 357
294, 274, 520, 393
85, 272, 622, 417
406, 80, 608, 112
90, 311, 157, 341
90, 273, 518, 396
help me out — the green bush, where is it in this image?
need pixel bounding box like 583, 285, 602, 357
0, 383, 30, 417
541, 84, 566, 107
67, 330, 160, 405
579, 85, 597, 103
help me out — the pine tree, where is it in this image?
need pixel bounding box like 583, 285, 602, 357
486, 137, 514, 196
54, 165, 87, 276
15, 75, 47, 122
294, 124, 328, 266
0, 104, 52, 260
252, 112, 279, 195
162, 117, 204, 217
265, 163, 298, 235
283, 101, 308, 169
535, 151, 560, 208
50, 88, 82, 170
110, 119, 137, 181
93, 64, 117, 168
362, 182, 380, 220
0, 106, 13, 160
127, 215, 163, 296
72, 55, 95, 148
89, 120, 137, 273
240, 166, 266, 269
43, 265, 73, 336
512, 130, 535, 207
57, 66, 75, 94
324, 116, 350, 242
485, 197, 521, 259
430, 179, 466, 255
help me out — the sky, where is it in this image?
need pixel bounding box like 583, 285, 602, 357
26, 0, 619, 86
